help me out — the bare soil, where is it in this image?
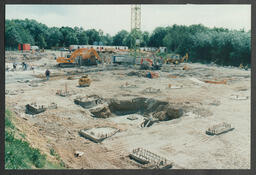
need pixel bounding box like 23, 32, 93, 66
5, 50, 250, 169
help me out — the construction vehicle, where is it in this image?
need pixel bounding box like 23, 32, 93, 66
112, 55, 133, 65
140, 58, 153, 70
165, 53, 188, 65
140, 58, 161, 70
78, 75, 92, 87
56, 48, 101, 67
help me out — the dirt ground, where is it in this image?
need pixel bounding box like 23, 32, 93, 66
5, 50, 250, 169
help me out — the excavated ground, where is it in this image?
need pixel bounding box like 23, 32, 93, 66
5, 50, 250, 169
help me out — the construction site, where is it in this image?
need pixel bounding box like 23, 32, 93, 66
5, 5, 250, 169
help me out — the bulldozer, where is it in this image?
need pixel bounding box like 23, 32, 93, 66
78, 75, 92, 87
165, 53, 188, 65
56, 48, 101, 67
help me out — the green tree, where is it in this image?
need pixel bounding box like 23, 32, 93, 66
4, 19, 251, 68
124, 29, 143, 49
60, 27, 74, 46
101, 33, 113, 45
47, 27, 63, 48
5, 21, 22, 49
113, 30, 129, 46
65, 32, 79, 46
37, 34, 47, 48
77, 31, 89, 45
85, 29, 100, 45
140, 31, 150, 47
148, 27, 167, 47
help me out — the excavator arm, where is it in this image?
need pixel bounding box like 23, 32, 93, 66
85, 48, 101, 61
57, 48, 88, 64
57, 48, 101, 66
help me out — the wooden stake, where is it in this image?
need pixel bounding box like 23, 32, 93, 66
65, 83, 67, 93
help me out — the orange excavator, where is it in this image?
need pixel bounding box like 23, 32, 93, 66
57, 48, 101, 67
140, 58, 153, 66
140, 58, 153, 70
140, 58, 161, 70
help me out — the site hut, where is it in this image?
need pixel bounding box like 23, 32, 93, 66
159, 47, 167, 53
31, 46, 39, 52
18, 43, 31, 52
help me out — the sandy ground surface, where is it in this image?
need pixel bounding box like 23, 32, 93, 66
5, 50, 250, 169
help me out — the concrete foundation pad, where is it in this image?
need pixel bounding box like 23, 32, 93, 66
206, 122, 234, 135
129, 148, 173, 169
79, 127, 119, 143
25, 103, 46, 115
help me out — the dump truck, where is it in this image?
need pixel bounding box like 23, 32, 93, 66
56, 48, 101, 67
112, 55, 133, 65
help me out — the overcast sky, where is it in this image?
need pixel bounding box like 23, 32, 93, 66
6, 4, 251, 36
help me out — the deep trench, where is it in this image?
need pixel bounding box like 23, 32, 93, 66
75, 96, 184, 122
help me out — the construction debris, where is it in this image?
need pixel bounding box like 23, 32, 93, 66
140, 118, 155, 128
142, 87, 160, 94
17, 80, 30, 83
48, 102, 58, 109
56, 90, 71, 97
120, 82, 137, 89
56, 83, 75, 97
204, 79, 227, 84
167, 75, 177, 78
74, 151, 84, 157
67, 76, 75, 80
127, 71, 147, 77
127, 115, 139, 120
89, 104, 112, 118
74, 95, 104, 109
152, 105, 184, 121
183, 65, 189, 70
209, 100, 221, 106
28, 83, 39, 87
230, 95, 249, 100
146, 72, 159, 79
129, 148, 172, 169
167, 84, 183, 89
5, 89, 24, 95
189, 77, 206, 85
206, 122, 234, 135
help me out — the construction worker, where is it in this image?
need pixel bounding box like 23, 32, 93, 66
13, 62, 17, 70
45, 69, 50, 80
22, 62, 27, 70
30, 65, 35, 74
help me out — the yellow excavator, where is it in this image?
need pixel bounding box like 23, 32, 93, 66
56, 48, 101, 67
165, 53, 188, 65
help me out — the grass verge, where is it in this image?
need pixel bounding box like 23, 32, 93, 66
5, 108, 65, 169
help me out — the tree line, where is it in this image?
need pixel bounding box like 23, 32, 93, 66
5, 18, 251, 66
